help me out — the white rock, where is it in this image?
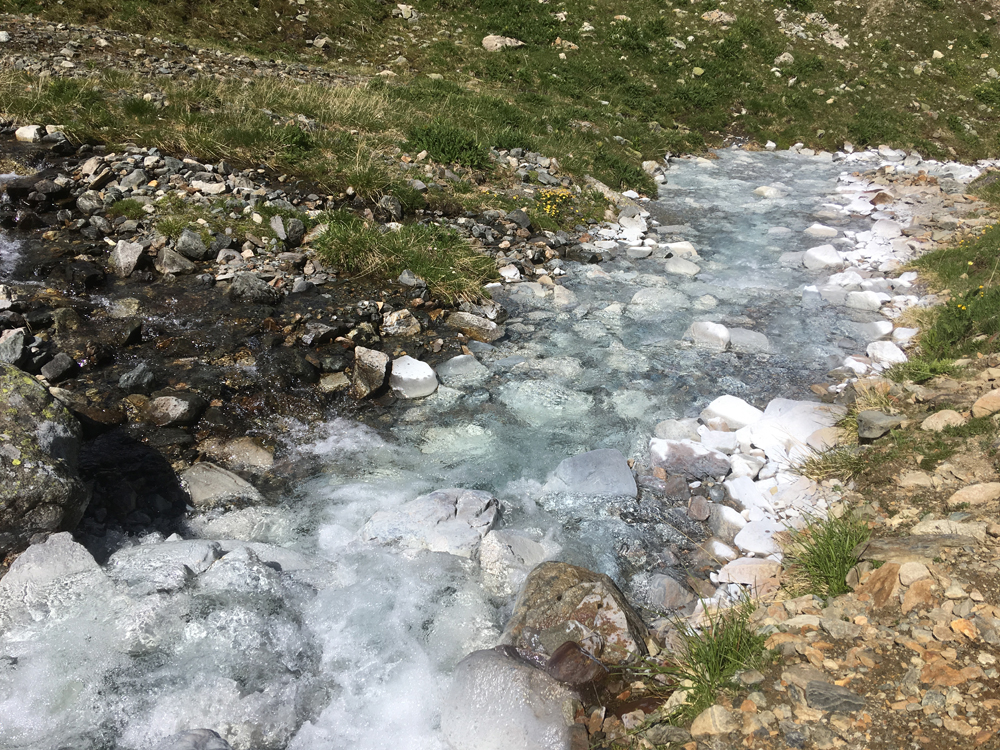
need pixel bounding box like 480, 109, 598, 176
664, 257, 701, 276
754, 186, 784, 198
707, 504, 747, 543
499, 264, 521, 282
654, 418, 701, 441
700, 395, 764, 430
802, 244, 844, 270
724, 476, 774, 515
872, 218, 902, 238
733, 519, 783, 555
765, 141, 777, 151
359, 487, 498, 558
664, 241, 698, 258
804, 223, 838, 238
866, 341, 907, 366
892, 327, 919, 344
717, 557, 781, 587
729, 453, 766, 480
390, 355, 438, 398
14, 125, 44, 143
481, 34, 525, 51
685, 321, 730, 351
846, 291, 887, 310
699, 428, 739, 455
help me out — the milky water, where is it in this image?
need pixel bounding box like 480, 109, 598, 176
0, 150, 973, 750
0, 174, 20, 278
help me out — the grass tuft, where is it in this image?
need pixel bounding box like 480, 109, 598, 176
312, 213, 497, 301
665, 598, 770, 722
781, 509, 871, 598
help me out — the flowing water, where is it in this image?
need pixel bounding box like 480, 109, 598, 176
0, 149, 981, 749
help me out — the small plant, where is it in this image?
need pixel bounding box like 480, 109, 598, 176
782, 509, 871, 598
886, 357, 958, 384
405, 119, 490, 169
798, 445, 866, 481
106, 198, 146, 221
664, 598, 770, 722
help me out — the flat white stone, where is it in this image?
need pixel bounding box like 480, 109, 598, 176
846, 291, 887, 310
664, 257, 701, 276
733, 518, 783, 555
664, 241, 698, 258
866, 341, 907, 366
700, 395, 764, 430
802, 244, 844, 270
804, 223, 838, 238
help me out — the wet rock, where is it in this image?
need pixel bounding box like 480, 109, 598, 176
389, 355, 438, 399
76, 190, 104, 215
690, 705, 738, 737
256, 348, 320, 388
542, 448, 637, 497
359, 487, 498, 558
480, 529, 559, 597
147, 391, 207, 427
0, 532, 102, 603
856, 410, 903, 439
181, 462, 266, 509
685, 321, 730, 351
119, 362, 156, 394
152, 728, 233, 750
0, 363, 88, 557
545, 641, 609, 686
228, 272, 281, 304
175, 228, 212, 261
649, 438, 731, 479
446, 311, 505, 343
351, 346, 390, 398
108, 240, 146, 277
436, 354, 489, 387
441, 648, 575, 750
40, 352, 77, 383
500, 561, 648, 665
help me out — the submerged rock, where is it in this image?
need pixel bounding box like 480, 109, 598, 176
359, 487, 498, 557
542, 448, 637, 497
0, 364, 88, 558
181, 462, 266, 509
441, 648, 575, 750
500, 561, 648, 665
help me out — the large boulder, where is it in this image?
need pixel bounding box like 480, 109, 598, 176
441, 648, 576, 750
351, 346, 390, 399
542, 448, 637, 497
180, 463, 265, 510
500, 562, 648, 665
0, 364, 89, 557
359, 487, 498, 558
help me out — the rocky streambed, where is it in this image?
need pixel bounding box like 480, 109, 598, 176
1, 134, 999, 750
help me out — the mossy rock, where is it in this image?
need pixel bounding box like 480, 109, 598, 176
0, 364, 89, 558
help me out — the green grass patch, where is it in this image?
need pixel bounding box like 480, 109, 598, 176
312, 213, 496, 301
106, 198, 146, 221
886, 357, 958, 384
664, 599, 770, 722
782, 509, 871, 598
405, 119, 490, 169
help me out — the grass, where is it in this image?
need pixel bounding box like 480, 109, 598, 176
799, 445, 867, 482
661, 598, 770, 722
835, 378, 900, 445
781, 509, 871, 598
312, 212, 497, 301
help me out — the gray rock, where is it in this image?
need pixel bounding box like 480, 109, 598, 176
155, 248, 197, 275
181, 462, 265, 509
152, 729, 232, 750
500, 561, 648, 665
286, 218, 306, 247
820, 617, 863, 640
378, 195, 403, 221
0, 364, 88, 558
506, 208, 532, 229
649, 574, 695, 609
853, 534, 976, 564
0, 328, 29, 368
398, 269, 427, 287
175, 229, 212, 261
479, 529, 559, 597
643, 725, 692, 745
729, 328, 771, 354
441, 648, 576, 750
147, 392, 207, 426
359, 487, 498, 558
119, 169, 148, 191
543, 448, 637, 497
649, 438, 731, 479
108, 240, 145, 277
269, 215, 286, 240
228, 272, 281, 304
40, 353, 77, 383
856, 410, 903, 439
707, 503, 747, 543
351, 346, 390, 398
805, 681, 865, 712
119, 363, 156, 394
76, 190, 103, 215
